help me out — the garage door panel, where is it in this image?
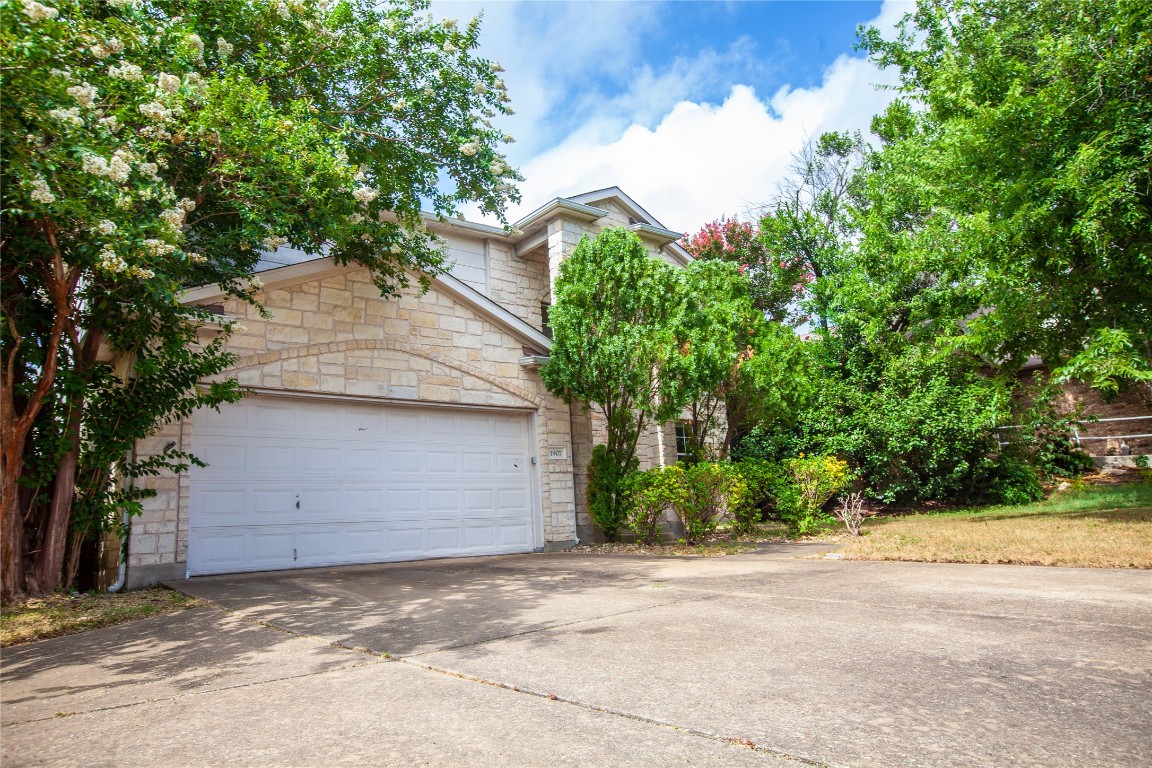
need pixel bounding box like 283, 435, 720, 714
498, 488, 529, 512
250, 531, 295, 565
427, 489, 459, 512
252, 402, 297, 431
499, 523, 531, 546
386, 450, 421, 473
427, 527, 461, 552
189, 398, 537, 576
388, 527, 425, 555
464, 489, 494, 512
425, 412, 459, 437
464, 524, 495, 548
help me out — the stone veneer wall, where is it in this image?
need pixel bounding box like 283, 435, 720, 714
126, 263, 576, 588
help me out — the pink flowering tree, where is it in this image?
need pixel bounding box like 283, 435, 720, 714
681, 216, 810, 326
1, 0, 520, 599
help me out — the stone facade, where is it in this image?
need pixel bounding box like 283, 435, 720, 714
125, 187, 696, 587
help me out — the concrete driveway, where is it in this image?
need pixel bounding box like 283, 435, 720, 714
3, 546, 1150, 767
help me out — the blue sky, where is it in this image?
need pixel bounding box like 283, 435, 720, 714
432, 0, 912, 232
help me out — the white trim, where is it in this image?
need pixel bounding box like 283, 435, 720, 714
567, 187, 667, 229
513, 228, 550, 257
514, 198, 608, 232
530, 410, 545, 550
181, 257, 344, 304
240, 385, 538, 414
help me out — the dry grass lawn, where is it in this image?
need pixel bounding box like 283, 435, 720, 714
837, 482, 1152, 568
1, 588, 202, 647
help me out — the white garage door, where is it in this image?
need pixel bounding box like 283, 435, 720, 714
187, 396, 537, 576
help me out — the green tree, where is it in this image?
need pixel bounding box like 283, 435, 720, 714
667, 258, 764, 462
1, 0, 519, 599
540, 228, 684, 538
758, 131, 865, 333
858, 0, 1152, 384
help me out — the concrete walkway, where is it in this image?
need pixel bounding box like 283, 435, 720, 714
3, 547, 1150, 767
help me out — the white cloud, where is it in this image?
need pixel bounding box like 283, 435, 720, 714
454, 0, 913, 233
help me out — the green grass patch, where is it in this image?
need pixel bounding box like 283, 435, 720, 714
1, 588, 203, 647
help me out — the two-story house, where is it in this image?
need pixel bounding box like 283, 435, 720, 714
124, 187, 695, 588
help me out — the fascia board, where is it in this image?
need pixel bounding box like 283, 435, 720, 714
567, 187, 666, 229
514, 198, 608, 231
180, 256, 343, 304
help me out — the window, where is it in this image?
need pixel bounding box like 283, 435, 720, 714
541, 302, 552, 338
675, 421, 692, 463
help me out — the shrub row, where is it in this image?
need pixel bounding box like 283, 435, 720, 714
620, 455, 853, 541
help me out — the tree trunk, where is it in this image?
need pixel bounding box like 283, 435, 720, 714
30, 328, 103, 597
31, 393, 84, 596
1, 239, 76, 602
64, 528, 86, 592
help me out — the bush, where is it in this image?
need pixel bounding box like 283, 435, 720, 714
731, 459, 785, 531
667, 462, 746, 543
624, 466, 684, 543
988, 451, 1045, 505
778, 455, 851, 536
587, 445, 637, 540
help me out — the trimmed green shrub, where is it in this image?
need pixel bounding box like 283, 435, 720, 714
731, 459, 785, 532
587, 445, 637, 540
624, 466, 684, 543
778, 455, 851, 536
671, 462, 745, 543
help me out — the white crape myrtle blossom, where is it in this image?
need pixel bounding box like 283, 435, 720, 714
107, 152, 132, 183
188, 252, 208, 264
353, 186, 379, 204
21, 0, 59, 22
143, 239, 177, 257
29, 177, 55, 204
216, 37, 234, 58
157, 73, 181, 94
443, 42, 456, 54
391, 98, 406, 112
49, 107, 83, 127
82, 155, 110, 177
263, 235, 288, 250
138, 162, 160, 180
99, 115, 120, 132
160, 207, 186, 230
97, 247, 127, 273
109, 62, 143, 81
67, 83, 98, 108
139, 102, 172, 122
90, 39, 124, 59
249, 276, 265, 291
489, 62, 504, 73
459, 142, 479, 156
187, 33, 204, 59
96, 220, 118, 235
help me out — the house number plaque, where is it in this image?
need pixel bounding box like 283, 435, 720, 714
547, 448, 567, 460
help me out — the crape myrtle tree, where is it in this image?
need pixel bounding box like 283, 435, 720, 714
1, 0, 521, 600
857, 0, 1152, 390
680, 217, 813, 454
